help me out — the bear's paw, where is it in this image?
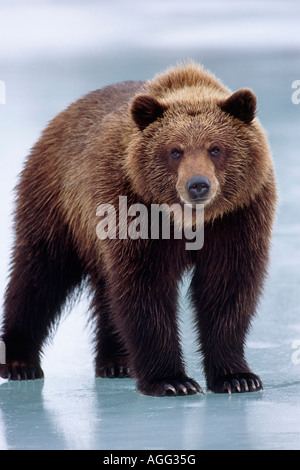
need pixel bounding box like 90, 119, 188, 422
0, 361, 44, 381
97, 364, 132, 378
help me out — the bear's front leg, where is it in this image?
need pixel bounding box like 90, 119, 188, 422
190, 205, 270, 394
104, 240, 203, 396
191, 260, 263, 394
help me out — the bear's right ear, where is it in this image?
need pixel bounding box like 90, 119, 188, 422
131, 95, 167, 130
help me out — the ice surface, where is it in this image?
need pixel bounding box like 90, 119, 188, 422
1, 0, 300, 450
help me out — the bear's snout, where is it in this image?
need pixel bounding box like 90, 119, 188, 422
186, 176, 210, 200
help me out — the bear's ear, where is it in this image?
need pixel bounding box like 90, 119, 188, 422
220, 89, 257, 124
131, 95, 167, 130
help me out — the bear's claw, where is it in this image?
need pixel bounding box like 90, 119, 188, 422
163, 380, 203, 396
139, 377, 204, 396
97, 364, 131, 378
212, 373, 263, 394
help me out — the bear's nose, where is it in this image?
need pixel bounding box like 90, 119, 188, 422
186, 176, 210, 200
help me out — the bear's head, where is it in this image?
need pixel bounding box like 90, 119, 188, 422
126, 67, 273, 222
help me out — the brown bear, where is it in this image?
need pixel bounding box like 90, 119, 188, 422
0, 62, 277, 396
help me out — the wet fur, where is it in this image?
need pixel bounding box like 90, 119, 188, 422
0, 63, 276, 395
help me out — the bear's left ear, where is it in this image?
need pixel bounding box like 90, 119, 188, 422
220, 89, 257, 124
131, 95, 167, 130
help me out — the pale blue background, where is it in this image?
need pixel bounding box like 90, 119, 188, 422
0, 0, 300, 450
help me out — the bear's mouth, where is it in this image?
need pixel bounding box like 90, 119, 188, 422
179, 195, 214, 209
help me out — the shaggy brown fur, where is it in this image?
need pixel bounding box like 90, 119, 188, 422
0, 63, 276, 396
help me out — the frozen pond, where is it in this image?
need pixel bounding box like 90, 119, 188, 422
1, 0, 300, 450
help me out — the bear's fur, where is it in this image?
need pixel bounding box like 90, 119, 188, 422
0, 63, 277, 396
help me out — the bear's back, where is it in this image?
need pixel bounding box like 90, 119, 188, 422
81, 80, 144, 118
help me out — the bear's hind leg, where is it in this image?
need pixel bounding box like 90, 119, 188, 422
91, 278, 131, 378
0, 229, 83, 380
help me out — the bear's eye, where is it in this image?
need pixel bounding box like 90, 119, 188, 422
209, 145, 221, 157
170, 148, 183, 159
